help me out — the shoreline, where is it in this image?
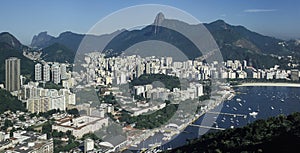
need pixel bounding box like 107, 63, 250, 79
235, 82, 300, 87
128, 90, 234, 151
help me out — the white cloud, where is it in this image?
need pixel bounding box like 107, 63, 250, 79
244, 9, 277, 13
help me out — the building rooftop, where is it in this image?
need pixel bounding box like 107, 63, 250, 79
55, 115, 106, 130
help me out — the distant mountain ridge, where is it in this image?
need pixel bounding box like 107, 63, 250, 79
31, 31, 84, 51
31, 31, 55, 49
30, 13, 300, 67
31, 30, 125, 52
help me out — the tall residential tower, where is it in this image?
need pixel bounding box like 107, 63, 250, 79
35, 63, 42, 81
5, 57, 20, 92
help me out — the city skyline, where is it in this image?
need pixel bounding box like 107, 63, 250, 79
0, 0, 300, 45
1, 1, 300, 152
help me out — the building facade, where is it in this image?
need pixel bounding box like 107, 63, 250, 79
35, 63, 42, 81
5, 57, 20, 92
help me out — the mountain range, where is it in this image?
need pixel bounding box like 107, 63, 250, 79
29, 13, 300, 68
1, 12, 300, 83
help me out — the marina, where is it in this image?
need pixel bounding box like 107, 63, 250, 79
147, 85, 300, 152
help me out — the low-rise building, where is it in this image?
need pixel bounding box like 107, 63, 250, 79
52, 116, 108, 138
1, 131, 53, 153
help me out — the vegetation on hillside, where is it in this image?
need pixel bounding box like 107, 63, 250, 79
42, 43, 75, 63
168, 112, 300, 153
119, 103, 178, 129
0, 89, 26, 113
130, 74, 181, 91
39, 82, 64, 90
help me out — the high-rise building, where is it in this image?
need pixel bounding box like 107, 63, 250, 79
60, 63, 67, 80
52, 63, 61, 84
160, 57, 165, 67
35, 63, 42, 81
43, 64, 50, 82
135, 63, 143, 78
145, 62, 151, 74
166, 57, 173, 67
5, 57, 20, 92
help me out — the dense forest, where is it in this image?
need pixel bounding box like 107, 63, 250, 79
168, 112, 300, 153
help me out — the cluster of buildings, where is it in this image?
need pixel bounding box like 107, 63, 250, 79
2, 52, 300, 152
2, 57, 112, 152
0, 111, 46, 132
3, 57, 77, 113
0, 131, 53, 153
75, 103, 114, 118
82, 53, 300, 87
34, 62, 71, 85
80, 52, 300, 119
221, 60, 299, 81
82, 53, 214, 86
0, 111, 53, 152
132, 82, 203, 102
20, 81, 76, 113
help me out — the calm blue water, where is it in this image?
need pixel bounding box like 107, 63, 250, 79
156, 86, 300, 150
128, 86, 300, 152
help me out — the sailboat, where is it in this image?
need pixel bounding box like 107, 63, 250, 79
249, 111, 258, 118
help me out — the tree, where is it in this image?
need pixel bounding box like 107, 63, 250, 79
10, 127, 16, 137
42, 122, 52, 138
0, 89, 26, 113
18, 115, 26, 121
67, 108, 80, 117
2, 119, 13, 130
66, 130, 72, 137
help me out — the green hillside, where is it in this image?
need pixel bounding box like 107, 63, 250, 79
0, 89, 26, 113
168, 112, 300, 153
42, 43, 75, 63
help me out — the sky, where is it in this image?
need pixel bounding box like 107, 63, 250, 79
0, 0, 299, 45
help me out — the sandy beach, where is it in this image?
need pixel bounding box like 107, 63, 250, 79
235, 82, 300, 87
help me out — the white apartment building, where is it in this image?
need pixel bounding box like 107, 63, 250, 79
43, 64, 51, 82
35, 63, 42, 81
52, 63, 61, 84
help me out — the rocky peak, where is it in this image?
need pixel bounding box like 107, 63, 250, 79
153, 12, 165, 34
31, 31, 55, 48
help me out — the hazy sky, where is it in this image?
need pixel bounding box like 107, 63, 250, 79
0, 0, 299, 45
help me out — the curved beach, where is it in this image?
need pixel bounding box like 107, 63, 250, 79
235, 82, 300, 87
